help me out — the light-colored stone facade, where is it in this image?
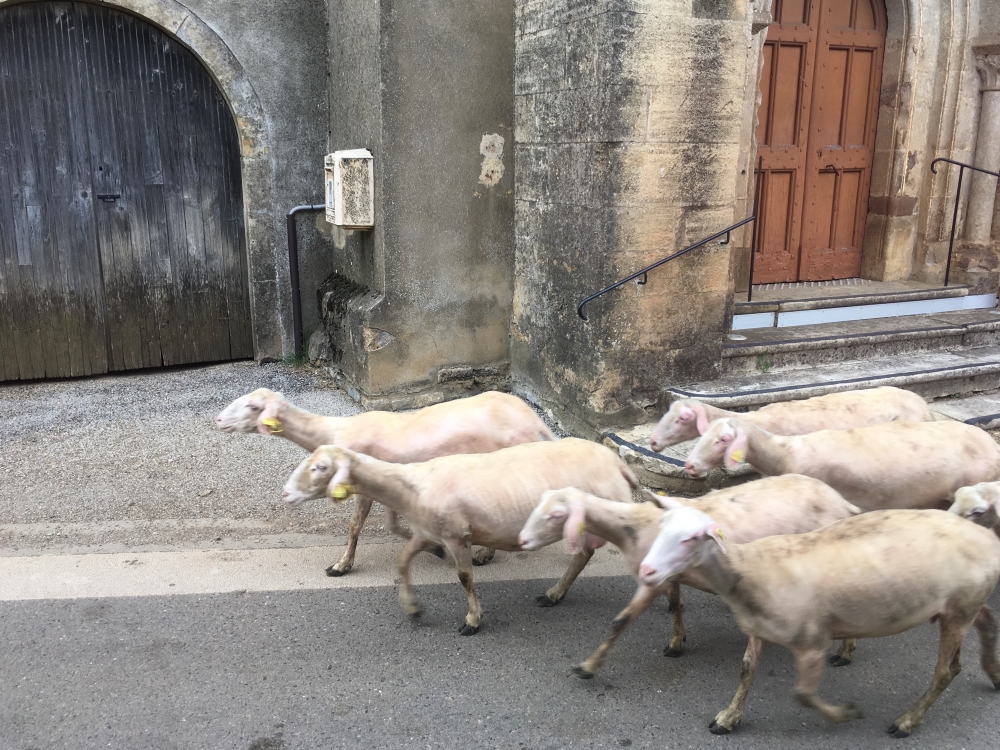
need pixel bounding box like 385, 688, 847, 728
21, 0, 997, 430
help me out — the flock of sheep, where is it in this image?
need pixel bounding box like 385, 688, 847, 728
214, 385, 1000, 739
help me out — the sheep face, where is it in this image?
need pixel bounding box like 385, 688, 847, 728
282, 446, 345, 506
215, 389, 280, 434
949, 483, 1000, 528
649, 401, 706, 451
518, 490, 573, 551
638, 507, 726, 587
684, 418, 745, 476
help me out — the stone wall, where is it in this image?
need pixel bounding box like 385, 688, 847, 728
510, 0, 752, 434
322, 0, 516, 408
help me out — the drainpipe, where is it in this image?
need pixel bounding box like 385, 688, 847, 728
286, 204, 325, 359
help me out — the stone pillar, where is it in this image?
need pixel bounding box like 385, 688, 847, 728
967, 47, 1000, 242
510, 1, 752, 433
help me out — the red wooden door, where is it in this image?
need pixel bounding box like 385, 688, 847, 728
753, 0, 885, 283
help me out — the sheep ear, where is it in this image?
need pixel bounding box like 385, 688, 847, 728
723, 426, 749, 470
643, 489, 685, 510
257, 399, 282, 435
706, 526, 727, 554
691, 401, 711, 435
584, 533, 606, 551
326, 460, 353, 500
562, 499, 587, 555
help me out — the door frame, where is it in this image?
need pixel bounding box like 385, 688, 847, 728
737, 0, 983, 288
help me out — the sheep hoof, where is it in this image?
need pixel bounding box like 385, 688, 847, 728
708, 721, 732, 735
325, 565, 348, 577
843, 702, 863, 721
828, 655, 851, 667
458, 624, 479, 636
663, 646, 683, 658
536, 594, 560, 607
572, 665, 594, 679
887, 723, 911, 738
428, 545, 446, 559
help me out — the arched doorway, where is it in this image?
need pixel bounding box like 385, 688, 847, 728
0, 1, 253, 380
753, 0, 887, 284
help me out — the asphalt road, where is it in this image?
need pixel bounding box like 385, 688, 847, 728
3, 570, 1000, 750
3, 364, 1000, 749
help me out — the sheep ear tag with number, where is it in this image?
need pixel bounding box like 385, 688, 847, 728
729, 448, 744, 464
261, 416, 283, 434
330, 483, 355, 502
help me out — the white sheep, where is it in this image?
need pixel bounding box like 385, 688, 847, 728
650, 386, 934, 451
638, 507, 1000, 737
217, 388, 554, 574
517, 477, 861, 676
949, 481, 1000, 535
281, 439, 640, 634
685, 418, 1000, 510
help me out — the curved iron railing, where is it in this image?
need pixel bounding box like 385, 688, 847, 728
930, 158, 1000, 286
577, 158, 763, 321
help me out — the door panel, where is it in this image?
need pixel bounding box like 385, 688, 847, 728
753, 0, 885, 283
0, 1, 252, 381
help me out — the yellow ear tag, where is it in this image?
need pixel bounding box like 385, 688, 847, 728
716, 528, 726, 541
729, 448, 744, 464
577, 521, 587, 536
261, 416, 283, 434
330, 484, 354, 501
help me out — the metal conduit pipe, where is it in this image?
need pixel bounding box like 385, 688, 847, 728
285, 204, 325, 359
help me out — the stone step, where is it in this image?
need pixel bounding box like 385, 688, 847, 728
668, 344, 1000, 409
732, 284, 995, 331
601, 423, 758, 495
929, 391, 1000, 430
721, 309, 1000, 375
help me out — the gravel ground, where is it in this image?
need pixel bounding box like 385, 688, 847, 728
0, 361, 386, 553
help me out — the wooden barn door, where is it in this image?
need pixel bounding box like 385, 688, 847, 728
752, 0, 885, 283
0, 1, 252, 381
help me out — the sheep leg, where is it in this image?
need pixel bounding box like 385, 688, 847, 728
792, 646, 862, 724
664, 582, 686, 657
443, 538, 482, 635
471, 546, 496, 566
888, 617, 970, 737
829, 638, 857, 667
574, 584, 659, 679
973, 606, 1000, 688
537, 549, 594, 606
710, 636, 765, 734
387, 509, 446, 560
395, 535, 430, 619
325, 494, 374, 577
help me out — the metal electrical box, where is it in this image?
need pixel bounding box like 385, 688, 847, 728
325, 149, 374, 230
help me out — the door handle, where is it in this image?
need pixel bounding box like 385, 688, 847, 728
96, 193, 121, 202
823, 164, 842, 176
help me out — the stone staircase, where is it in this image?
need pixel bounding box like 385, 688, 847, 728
605, 280, 1000, 495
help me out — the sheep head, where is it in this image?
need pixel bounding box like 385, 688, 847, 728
638, 507, 726, 587
949, 482, 1000, 529
685, 418, 748, 477
215, 389, 284, 434
282, 445, 356, 507
649, 400, 710, 451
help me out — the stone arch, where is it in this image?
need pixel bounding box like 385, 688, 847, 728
862, 0, 980, 283
0, 0, 282, 358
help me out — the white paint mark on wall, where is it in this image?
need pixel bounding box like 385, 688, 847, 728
478, 133, 505, 187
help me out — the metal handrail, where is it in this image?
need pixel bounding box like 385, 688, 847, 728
577, 158, 763, 320
930, 158, 1000, 287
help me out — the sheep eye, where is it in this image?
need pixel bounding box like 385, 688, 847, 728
248, 404, 260, 412
970, 508, 986, 517
313, 464, 329, 473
